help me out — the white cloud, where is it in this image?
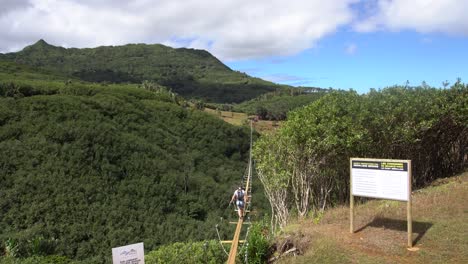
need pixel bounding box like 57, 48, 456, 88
3, 1, 466, 60
354, 0, 468, 35
0, 0, 358, 60
345, 43, 357, 55
0, 0, 31, 16
261, 73, 323, 86
420, 37, 433, 44
263, 73, 305, 83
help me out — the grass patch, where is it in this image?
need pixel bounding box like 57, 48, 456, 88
277, 236, 350, 264
203, 108, 282, 133
275, 172, 468, 263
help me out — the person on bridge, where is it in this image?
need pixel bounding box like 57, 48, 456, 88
230, 186, 246, 219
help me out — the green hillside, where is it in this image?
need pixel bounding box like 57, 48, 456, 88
0, 40, 278, 103
0, 61, 268, 263
233, 88, 328, 120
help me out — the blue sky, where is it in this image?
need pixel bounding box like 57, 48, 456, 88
1, 0, 467, 93
227, 30, 468, 92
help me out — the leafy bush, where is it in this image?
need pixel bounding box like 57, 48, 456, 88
239, 221, 271, 264
0, 255, 74, 264
254, 85, 467, 227
234, 90, 327, 120
145, 240, 225, 264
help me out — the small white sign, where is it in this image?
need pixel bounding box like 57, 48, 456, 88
351, 159, 410, 201
112, 242, 145, 264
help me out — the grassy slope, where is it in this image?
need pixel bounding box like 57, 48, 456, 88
276, 172, 468, 264
204, 108, 282, 134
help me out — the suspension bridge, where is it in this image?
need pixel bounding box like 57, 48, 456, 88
218, 120, 254, 264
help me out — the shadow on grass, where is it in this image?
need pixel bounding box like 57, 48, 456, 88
355, 217, 433, 245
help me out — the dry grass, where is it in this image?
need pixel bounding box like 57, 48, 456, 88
203, 108, 282, 133
275, 172, 468, 264
204, 108, 247, 126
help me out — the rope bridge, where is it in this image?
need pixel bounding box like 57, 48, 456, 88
223, 120, 254, 264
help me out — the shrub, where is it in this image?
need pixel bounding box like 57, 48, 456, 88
240, 221, 271, 264
145, 240, 226, 264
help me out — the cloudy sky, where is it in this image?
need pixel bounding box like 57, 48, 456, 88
1, 0, 467, 92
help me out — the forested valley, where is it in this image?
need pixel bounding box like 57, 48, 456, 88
0, 59, 270, 263
0, 41, 466, 264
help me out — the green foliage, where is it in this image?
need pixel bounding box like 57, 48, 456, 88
192, 99, 206, 110
1, 40, 279, 103
0, 255, 75, 264
234, 89, 327, 120
4, 239, 19, 258
0, 63, 269, 262
1, 233, 56, 259
145, 240, 225, 264
253, 133, 291, 190
254, 85, 467, 226
239, 221, 271, 264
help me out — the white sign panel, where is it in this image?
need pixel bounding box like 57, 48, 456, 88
351, 159, 410, 201
112, 242, 145, 264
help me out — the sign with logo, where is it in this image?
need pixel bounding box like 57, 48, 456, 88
112, 242, 145, 264
349, 158, 413, 248
351, 159, 410, 201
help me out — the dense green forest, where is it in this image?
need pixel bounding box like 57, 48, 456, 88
0, 60, 270, 263
0, 40, 279, 103
2, 40, 467, 264
233, 88, 328, 120
254, 84, 467, 228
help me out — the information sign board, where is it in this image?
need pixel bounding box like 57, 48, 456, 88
112, 242, 145, 264
351, 159, 409, 201
350, 158, 413, 248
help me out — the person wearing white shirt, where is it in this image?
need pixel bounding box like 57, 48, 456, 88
230, 186, 246, 219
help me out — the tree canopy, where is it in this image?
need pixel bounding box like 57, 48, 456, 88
233, 88, 328, 120
0, 60, 269, 262
254, 84, 467, 228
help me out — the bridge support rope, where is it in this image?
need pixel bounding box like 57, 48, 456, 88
227, 120, 253, 264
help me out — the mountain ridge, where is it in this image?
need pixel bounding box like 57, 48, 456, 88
0, 40, 280, 103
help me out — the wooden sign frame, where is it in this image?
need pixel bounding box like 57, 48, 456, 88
349, 158, 412, 247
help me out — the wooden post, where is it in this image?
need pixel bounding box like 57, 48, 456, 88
407, 160, 412, 248
350, 194, 354, 233
350, 158, 354, 233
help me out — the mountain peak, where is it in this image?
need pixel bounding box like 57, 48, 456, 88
26, 39, 54, 49
21, 39, 58, 53
34, 39, 50, 46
